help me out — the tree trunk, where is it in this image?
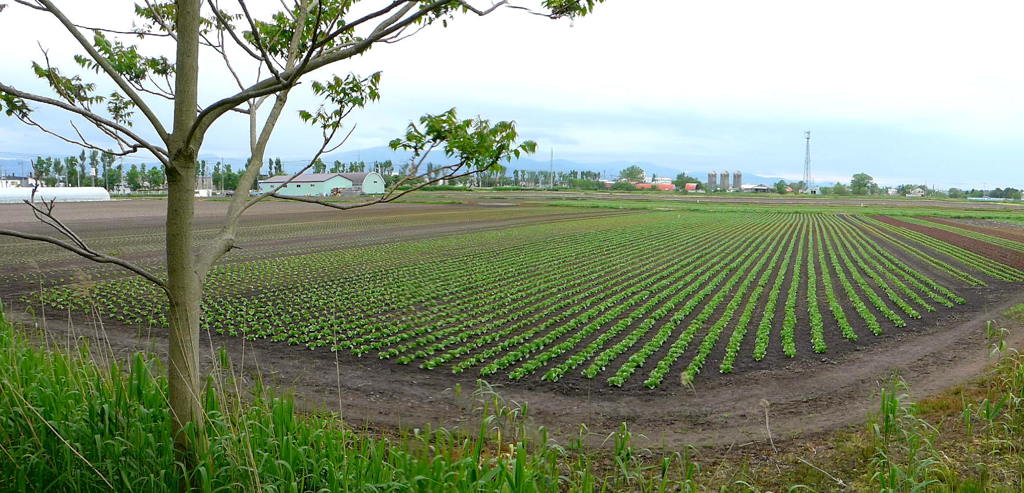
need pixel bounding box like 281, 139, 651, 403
166, 0, 202, 474
166, 160, 202, 458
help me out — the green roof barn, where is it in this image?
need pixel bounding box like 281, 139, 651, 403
258, 172, 385, 196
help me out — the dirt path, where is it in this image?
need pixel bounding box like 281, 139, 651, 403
11, 289, 1023, 451
6, 199, 1023, 451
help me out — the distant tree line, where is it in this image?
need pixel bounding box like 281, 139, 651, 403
26, 155, 1014, 199
947, 187, 1022, 200
796, 173, 1020, 199
27, 151, 165, 192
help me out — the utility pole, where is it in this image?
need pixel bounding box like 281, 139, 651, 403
803, 131, 812, 193
549, 148, 554, 189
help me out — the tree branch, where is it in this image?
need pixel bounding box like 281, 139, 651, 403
185, 0, 451, 149
234, 0, 285, 79
0, 83, 169, 164
205, 0, 264, 63
241, 124, 354, 213
456, 0, 509, 16
0, 189, 168, 291
192, 0, 322, 278
268, 161, 480, 211
35, 0, 170, 143
0, 228, 168, 290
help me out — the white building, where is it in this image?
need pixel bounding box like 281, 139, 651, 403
0, 186, 110, 203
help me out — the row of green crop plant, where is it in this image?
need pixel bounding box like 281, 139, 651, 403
858, 216, 1024, 282
31, 213, 661, 334
544, 217, 781, 382
341, 217, 719, 356
848, 216, 985, 287
478, 221, 762, 378
415, 219, 755, 372
23, 210, 993, 388
497, 213, 974, 387
895, 217, 1024, 254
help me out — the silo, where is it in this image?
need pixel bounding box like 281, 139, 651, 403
720, 171, 730, 189
733, 171, 742, 189
707, 171, 717, 189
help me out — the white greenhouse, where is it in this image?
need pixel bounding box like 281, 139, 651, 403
0, 187, 111, 204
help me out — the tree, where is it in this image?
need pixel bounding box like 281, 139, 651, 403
610, 181, 636, 191
773, 179, 788, 194
377, 159, 395, 177
88, 150, 99, 187
850, 173, 873, 195
619, 165, 645, 182
147, 164, 165, 189
212, 161, 223, 191
125, 163, 142, 190
831, 182, 850, 195
0, 0, 599, 470
672, 172, 699, 189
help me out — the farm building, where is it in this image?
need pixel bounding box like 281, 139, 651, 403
634, 182, 676, 191
740, 184, 771, 193
0, 176, 37, 188
0, 186, 110, 203
258, 172, 385, 196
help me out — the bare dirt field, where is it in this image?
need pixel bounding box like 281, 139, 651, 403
872, 215, 1024, 270
3, 198, 1024, 451
419, 190, 1024, 212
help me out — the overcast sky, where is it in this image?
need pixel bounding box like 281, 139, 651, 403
1, 1, 1022, 189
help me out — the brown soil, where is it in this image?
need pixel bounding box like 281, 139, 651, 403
12, 286, 1022, 451
4, 199, 1024, 452
872, 215, 1024, 270
427, 190, 1024, 212
924, 217, 1024, 243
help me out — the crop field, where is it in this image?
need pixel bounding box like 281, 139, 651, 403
4, 199, 1024, 393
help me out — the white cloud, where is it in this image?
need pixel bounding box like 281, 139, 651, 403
1, 1, 1023, 188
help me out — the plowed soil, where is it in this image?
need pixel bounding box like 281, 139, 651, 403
871, 215, 1024, 270
3, 199, 1023, 451
924, 217, 1024, 243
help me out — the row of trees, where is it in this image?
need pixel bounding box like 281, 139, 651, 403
29, 152, 167, 191
25, 154, 633, 192
788, 173, 1020, 199
29, 151, 115, 188
948, 187, 1022, 200
31, 156, 1015, 199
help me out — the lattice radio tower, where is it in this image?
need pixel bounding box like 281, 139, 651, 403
803, 131, 812, 192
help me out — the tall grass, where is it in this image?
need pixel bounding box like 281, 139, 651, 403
0, 305, 698, 492
3, 299, 1023, 491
